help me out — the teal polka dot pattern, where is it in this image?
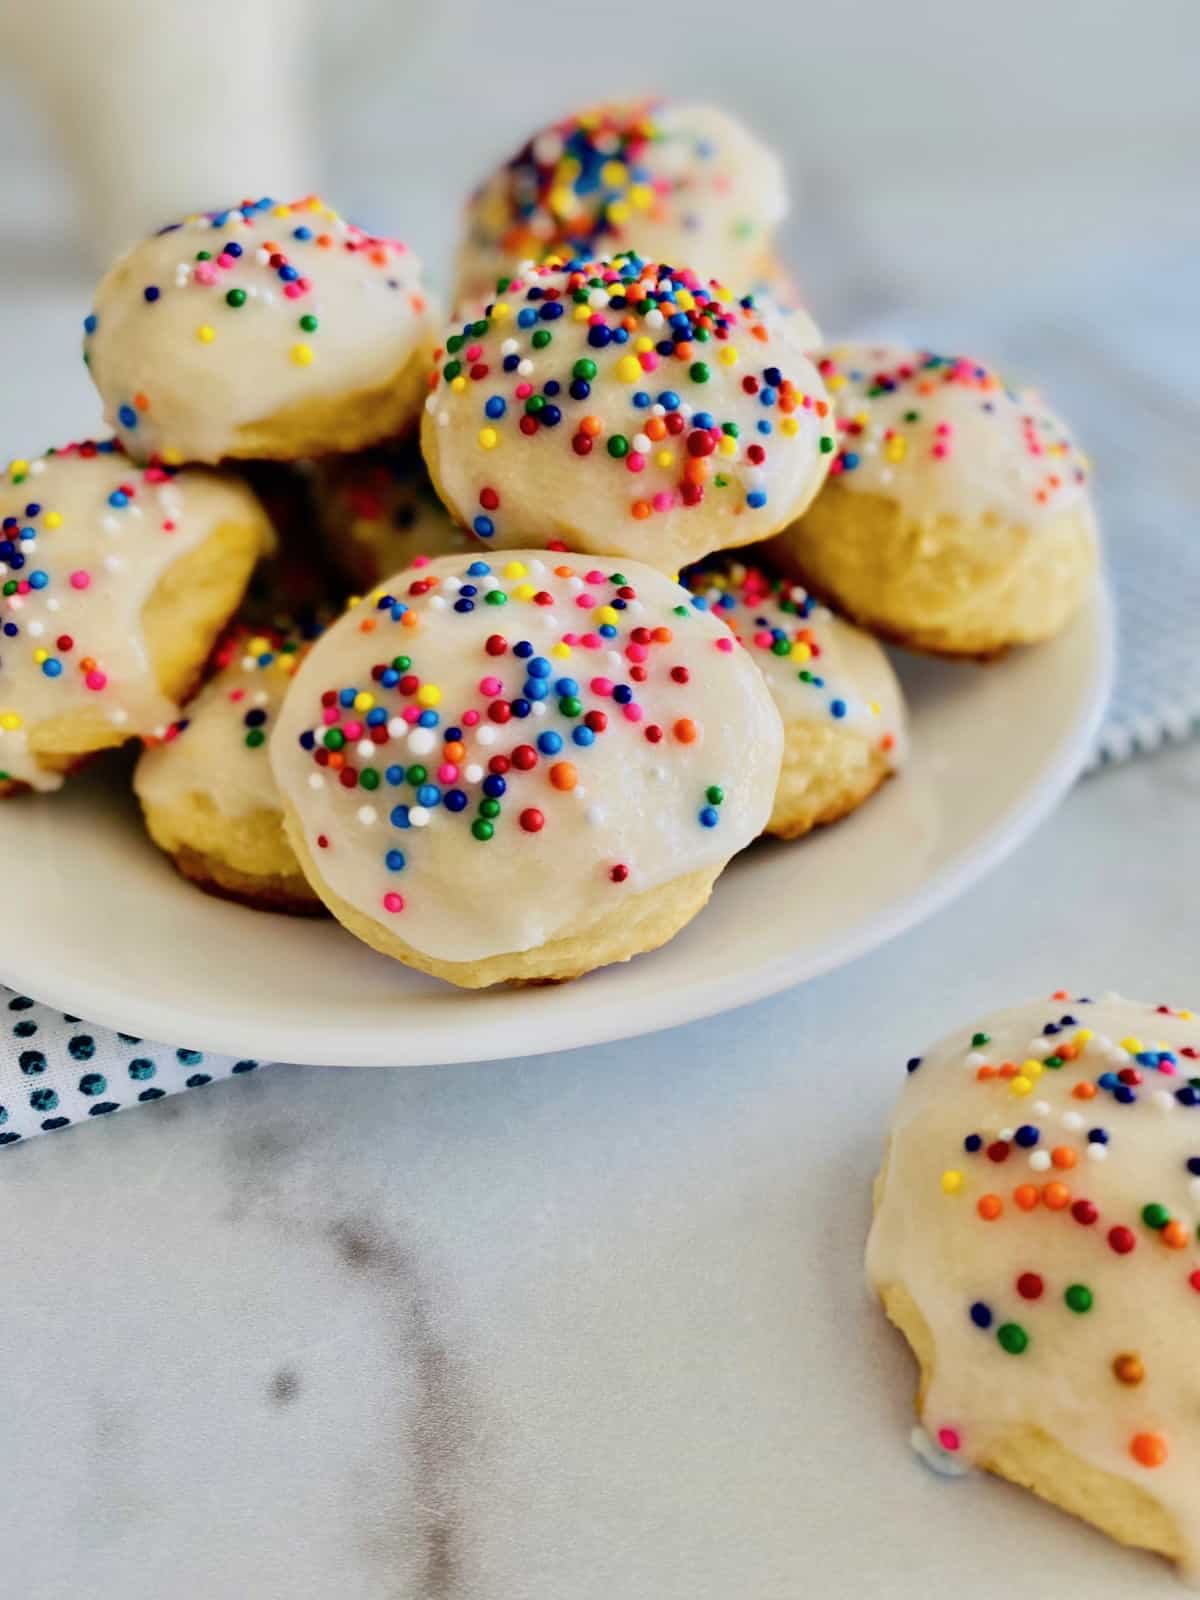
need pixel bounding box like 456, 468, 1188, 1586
0, 988, 267, 1143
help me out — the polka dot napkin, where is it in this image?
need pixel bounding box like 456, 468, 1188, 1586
0, 986, 267, 1144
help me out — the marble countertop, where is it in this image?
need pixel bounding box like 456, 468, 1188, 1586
2, 742, 1196, 1599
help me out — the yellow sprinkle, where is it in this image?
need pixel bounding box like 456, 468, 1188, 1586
1074, 1028, 1094, 1045
781, 416, 799, 437
595, 605, 619, 625
160, 446, 184, 467
32, 648, 48, 665
600, 159, 628, 188
0, 711, 23, 731
248, 636, 270, 654
450, 375, 467, 394
607, 200, 630, 225
503, 561, 527, 579
827, 373, 847, 391
634, 336, 654, 354
629, 183, 654, 210
791, 642, 812, 661
885, 438, 907, 462
491, 302, 511, 321
273, 204, 292, 217
869, 700, 881, 716
718, 436, 737, 457
7, 460, 29, 483
615, 355, 642, 383
291, 343, 314, 366
718, 346, 739, 366
1181, 1011, 1194, 1021
1121, 1036, 1142, 1053
353, 691, 375, 712
416, 685, 440, 708
197, 325, 216, 343
573, 305, 591, 322
655, 450, 675, 469
1010, 1076, 1033, 1096
1023, 1058, 1044, 1078
675, 290, 695, 311
550, 642, 571, 658
514, 583, 536, 601
853, 409, 869, 427
478, 427, 499, 450
941, 1170, 963, 1194
43, 511, 63, 530
548, 185, 576, 219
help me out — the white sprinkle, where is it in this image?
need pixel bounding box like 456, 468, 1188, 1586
103, 555, 123, 573
356, 739, 374, 758
387, 716, 406, 737
430, 595, 447, 611
308, 773, 324, 790
477, 726, 497, 746
357, 806, 377, 825
586, 804, 606, 825
1154, 1089, 1176, 1110
531, 701, 547, 718
253, 690, 269, 707
1061, 1111, 1084, 1131
1033, 1100, 1051, 1115
27, 620, 44, 638
517, 359, 533, 376
1087, 1144, 1108, 1162
501, 338, 519, 356
409, 806, 430, 827
999, 1127, 1014, 1142
408, 728, 436, 756
464, 763, 483, 783
1028, 1151, 1051, 1172
111, 709, 129, 726
443, 575, 462, 592
965, 1052, 988, 1069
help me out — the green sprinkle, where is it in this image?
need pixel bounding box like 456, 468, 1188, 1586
531, 329, 552, 348
1064, 1284, 1093, 1313
446, 334, 464, 354
407, 765, 427, 786
322, 729, 345, 751
1142, 1203, 1170, 1230
472, 819, 494, 842
1044, 1054, 1064, 1068
705, 786, 724, 805
689, 361, 710, 383
244, 729, 265, 749
607, 434, 629, 459
819, 435, 834, 453
997, 1323, 1028, 1355
972, 1033, 991, 1047
573, 358, 597, 380
391, 655, 411, 671
485, 590, 507, 606
299, 313, 318, 333
558, 696, 582, 717
479, 798, 501, 820
360, 768, 380, 791
225, 288, 246, 308
443, 360, 462, 381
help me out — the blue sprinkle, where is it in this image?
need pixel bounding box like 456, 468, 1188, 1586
473, 516, 495, 538
537, 731, 563, 755
485, 396, 506, 419
698, 807, 720, 828
970, 1302, 992, 1330
572, 726, 595, 747
830, 698, 847, 719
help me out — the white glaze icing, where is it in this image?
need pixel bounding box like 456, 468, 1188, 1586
422, 256, 833, 572
85, 196, 434, 465
682, 560, 905, 761
312, 443, 473, 589
270, 551, 783, 962
867, 993, 1200, 1574
134, 623, 319, 820
454, 100, 792, 309
0, 443, 267, 792
818, 343, 1092, 525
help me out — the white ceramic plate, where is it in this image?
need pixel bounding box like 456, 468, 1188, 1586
0, 584, 1114, 1066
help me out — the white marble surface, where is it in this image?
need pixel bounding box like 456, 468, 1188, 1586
1, 743, 1197, 1598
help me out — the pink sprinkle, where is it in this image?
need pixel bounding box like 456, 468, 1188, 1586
229, 688, 246, 702
382, 892, 405, 914
587, 312, 604, 325
283, 283, 303, 300
412, 554, 430, 567
935, 422, 952, 436
69, 570, 90, 590
652, 491, 674, 513
575, 593, 596, 609
322, 707, 339, 725
625, 451, 645, 473
937, 1427, 960, 1453
515, 382, 533, 400
581, 631, 602, 648
193, 263, 218, 285
403, 706, 421, 725
466, 343, 482, 361
217, 253, 236, 269
584, 569, 606, 584
715, 637, 734, 653
437, 763, 459, 783
622, 703, 643, 723
85, 670, 107, 691
639, 351, 659, 373
590, 676, 614, 696
462, 709, 480, 727
932, 443, 949, 459
562, 631, 580, 645
479, 675, 503, 696
626, 643, 648, 663
1160, 1061, 1178, 1076
753, 629, 773, 648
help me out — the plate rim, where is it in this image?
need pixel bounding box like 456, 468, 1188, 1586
1, 582, 1116, 1068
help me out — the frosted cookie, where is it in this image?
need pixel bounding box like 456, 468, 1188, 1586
270, 551, 783, 987
683, 560, 904, 837
0, 441, 272, 795
454, 100, 795, 312
422, 254, 834, 575
84, 195, 435, 466
312, 442, 474, 591
868, 991, 1200, 1574
135, 623, 324, 913
771, 345, 1098, 656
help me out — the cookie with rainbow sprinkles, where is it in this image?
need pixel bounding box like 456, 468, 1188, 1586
84, 196, 435, 467
453, 100, 795, 314
0, 441, 272, 795
269, 551, 783, 987
868, 992, 1200, 1575
771, 343, 1098, 657
682, 559, 904, 837
421, 253, 834, 575
134, 619, 327, 914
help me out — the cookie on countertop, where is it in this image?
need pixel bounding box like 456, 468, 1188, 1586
868, 991, 1200, 1575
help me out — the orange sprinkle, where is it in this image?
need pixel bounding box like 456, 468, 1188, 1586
673, 718, 697, 744
1162, 1221, 1189, 1249
1131, 1433, 1168, 1469
1051, 1146, 1077, 1170
1073, 1081, 1097, 1100
327, 752, 345, 771
652, 627, 673, 643
549, 761, 577, 791
580, 415, 602, 438
133, 392, 150, 412
1058, 1043, 1078, 1061
976, 1066, 997, 1081
554, 564, 573, 578
1043, 1182, 1071, 1210
999, 1062, 1019, 1080
1014, 1184, 1040, 1211
977, 1194, 1003, 1221
631, 500, 651, 520
646, 416, 667, 442
1113, 1353, 1145, 1386
1052, 989, 1069, 1000
444, 741, 465, 763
